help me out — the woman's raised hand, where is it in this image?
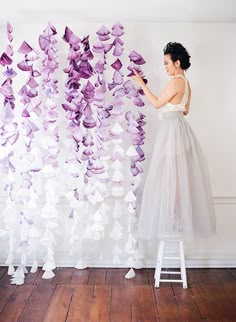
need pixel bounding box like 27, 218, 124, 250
132, 69, 146, 88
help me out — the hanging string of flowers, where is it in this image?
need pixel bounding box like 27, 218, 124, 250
0, 22, 21, 279
38, 22, 61, 279
8, 39, 41, 284
123, 51, 147, 274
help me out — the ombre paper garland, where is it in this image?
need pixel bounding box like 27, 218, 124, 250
0, 22, 147, 283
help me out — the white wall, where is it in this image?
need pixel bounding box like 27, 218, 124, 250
0, 21, 235, 268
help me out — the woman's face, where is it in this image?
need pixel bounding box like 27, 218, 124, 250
164, 54, 179, 76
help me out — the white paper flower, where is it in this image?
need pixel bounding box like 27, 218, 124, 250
124, 268, 136, 279
110, 122, 124, 134
124, 190, 136, 202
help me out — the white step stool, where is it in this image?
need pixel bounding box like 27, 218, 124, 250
154, 237, 187, 288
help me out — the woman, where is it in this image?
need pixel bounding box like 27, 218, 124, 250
133, 42, 216, 239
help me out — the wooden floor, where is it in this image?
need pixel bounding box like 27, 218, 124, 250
0, 267, 236, 321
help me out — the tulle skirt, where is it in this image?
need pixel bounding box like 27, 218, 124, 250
137, 111, 216, 240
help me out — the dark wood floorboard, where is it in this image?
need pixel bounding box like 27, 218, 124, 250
0, 267, 236, 321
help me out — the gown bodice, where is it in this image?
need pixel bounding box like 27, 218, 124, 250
161, 74, 189, 114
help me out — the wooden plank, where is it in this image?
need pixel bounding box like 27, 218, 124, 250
172, 284, 202, 320
34, 267, 54, 285
88, 268, 107, 285
126, 268, 149, 285
0, 285, 34, 322
52, 267, 74, 285
154, 284, 181, 321
147, 268, 155, 286
192, 284, 232, 321
0, 267, 7, 280
106, 268, 128, 285
198, 268, 219, 285
110, 286, 131, 322
213, 268, 236, 284
229, 268, 236, 280
131, 285, 159, 322
18, 285, 56, 322
204, 284, 236, 321
222, 282, 236, 306
90, 285, 111, 322
70, 268, 90, 285
190, 285, 209, 319
0, 285, 17, 312
67, 285, 93, 322
24, 267, 41, 285
187, 268, 203, 285
0, 271, 12, 285
43, 285, 74, 322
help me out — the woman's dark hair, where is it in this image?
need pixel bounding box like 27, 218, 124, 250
163, 42, 191, 70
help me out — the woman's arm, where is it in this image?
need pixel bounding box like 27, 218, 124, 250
132, 70, 178, 109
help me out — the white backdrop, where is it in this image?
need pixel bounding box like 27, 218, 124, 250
0, 21, 236, 278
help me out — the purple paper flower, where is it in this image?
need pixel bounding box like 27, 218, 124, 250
113, 43, 124, 56
0, 53, 12, 66
111, 23, 125, 37
111, 58, 122, 70
96, 25, 110, 41
3, 67, 17, 78
128, 51, 146, 65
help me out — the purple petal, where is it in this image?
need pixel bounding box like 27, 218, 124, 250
104, 43, 113, 54
133, 97, 145, 107
7, 132, 19, 145
39, 35, 50, 51
18, 41, 33, 54
22, 108, 30, 117
82, 132, 94, 146
78, 60, 94, 79
7, 21, 13, 33
17, 60, 32, 72
84, 104, 93, 117
111, 24, 124, 37
111, 58, 122, 70
96, 25, 110, 36
98, 110, 111, 119
0, 53, 12, 66
27, 77, 38, 88
98, 35, 110, 41
32, 70, 41, 77
111, 96, 124, 107
136, 146, 145, 160
113, 71, 123, 85
128, 51, 146, 65
123, 80, 134, 91
92, 42, 104, 53
1, 102, 14, 122
82, 147, 94, 156
0, 79, 14, 97
113, 87, 126, 97
3, 67, 17, 78
113, 37, 124, 46
6, 45, 13, 57
130, 165, 139, 176
62, 26, 81, 45
113, 43, 123, 56
125, 111, 135, 121
83, 116, 96, 128
81, 81, 95, 100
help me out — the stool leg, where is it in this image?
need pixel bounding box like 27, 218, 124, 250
154, 238, 165, 288
179, 240, 187, 288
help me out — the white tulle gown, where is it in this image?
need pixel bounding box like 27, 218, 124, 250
137, 74, 216, 240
